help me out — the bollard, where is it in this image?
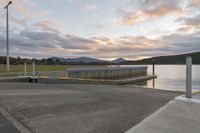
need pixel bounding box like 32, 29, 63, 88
24, 62, 27, 76
32, 62, 35, 83
186, 57, 192, 98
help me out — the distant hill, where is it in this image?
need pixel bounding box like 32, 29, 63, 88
112, 58, 128, 63
50, 51, 200, 65
49, 57, 129, 64
49, 57, 107, 63
123, 51, 200, 64
1, 51, 200, 65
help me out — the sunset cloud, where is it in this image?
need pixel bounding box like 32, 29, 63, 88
176, 26, 190, 32
5, 0, 36, 16
85, 4, 97, 12
31, 20, 63, 33
187, 0, 200, 8
118, 0, 185, 25
0, 0, 200, 60
179, 15, 200, 28
67, 0, 81, 3
1, 25, 200, 60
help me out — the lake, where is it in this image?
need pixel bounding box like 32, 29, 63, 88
123, 65, 200, 91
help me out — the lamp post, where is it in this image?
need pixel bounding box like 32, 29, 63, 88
4, 1, 12, 72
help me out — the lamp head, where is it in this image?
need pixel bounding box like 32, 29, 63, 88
9, 1, 13, 5
4, 1, 12, 9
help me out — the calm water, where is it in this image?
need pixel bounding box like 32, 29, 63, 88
124, 65, 200, 91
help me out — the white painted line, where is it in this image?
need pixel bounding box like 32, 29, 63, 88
0, 107, 32, 133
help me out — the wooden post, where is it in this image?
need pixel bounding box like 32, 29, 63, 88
186, 57, 192, 98
152, 59, 155, 75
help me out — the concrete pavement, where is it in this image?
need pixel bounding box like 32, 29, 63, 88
125, 95, 200, 133
0, 82, 180, 133
0, 113, 20, 133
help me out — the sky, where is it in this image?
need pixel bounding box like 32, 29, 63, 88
0, 0, 200, 60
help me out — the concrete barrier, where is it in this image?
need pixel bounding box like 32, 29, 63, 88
0, 77, 30, 82
37, 75, 157, 85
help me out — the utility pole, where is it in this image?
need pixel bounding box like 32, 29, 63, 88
4, 1, 12, 72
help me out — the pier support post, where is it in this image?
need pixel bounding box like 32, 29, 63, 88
24, 62, 27, 76
152, 59, 155, 75
32, 62, 35, 83
186, 57, 192, 98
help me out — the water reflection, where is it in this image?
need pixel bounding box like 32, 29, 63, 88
153, 78, 155, 88
149, 65, 200, 90
123, 65, 200, 90
130, 80, 147, 86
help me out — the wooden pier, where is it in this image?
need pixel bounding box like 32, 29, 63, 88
66, 66, 148, 80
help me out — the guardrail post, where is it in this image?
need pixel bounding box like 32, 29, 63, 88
32, 62, 35, 83
186, 57, 192, 98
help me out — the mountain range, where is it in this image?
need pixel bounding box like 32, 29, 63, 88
49, 57, 128, 63
1, 51, 199, 65
123, 51, 200, 64
50, 51, 200, 64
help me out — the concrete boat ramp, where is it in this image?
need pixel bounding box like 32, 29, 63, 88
0, 66, 199, 133
0, 82, 199, 133
0, 82, 180, 133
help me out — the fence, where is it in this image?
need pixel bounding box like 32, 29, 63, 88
66, 67, 148, 80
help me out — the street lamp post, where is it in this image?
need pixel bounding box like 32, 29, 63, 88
4, 1, 12, 72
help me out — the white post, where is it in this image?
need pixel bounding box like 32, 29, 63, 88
186, 57, 192, 98
24, 62, 27, 76
32, 62, 35, 82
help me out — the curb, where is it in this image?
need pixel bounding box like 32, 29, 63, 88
175, 95, 200, 104
37, 75, 157, 85
0, 107, 32, 133
124, 100, 174, 133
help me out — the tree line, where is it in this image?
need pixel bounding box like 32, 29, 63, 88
0, 56, 111, 65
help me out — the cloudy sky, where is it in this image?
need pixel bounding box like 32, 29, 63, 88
0, 0, 200, 60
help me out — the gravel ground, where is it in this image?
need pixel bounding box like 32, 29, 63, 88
0, 82, 181, 133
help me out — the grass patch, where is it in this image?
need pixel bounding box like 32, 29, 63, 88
0, 65, 106, 73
